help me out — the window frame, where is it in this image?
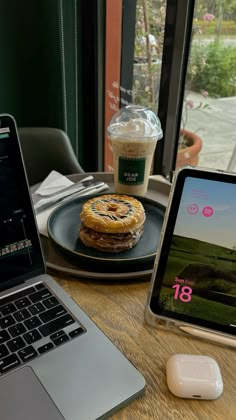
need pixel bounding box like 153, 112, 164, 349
80, 0, 106, 172
156, 0, 195, 180
119, 0, 195, 180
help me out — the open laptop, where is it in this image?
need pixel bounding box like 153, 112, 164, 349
0, 114, 145, 420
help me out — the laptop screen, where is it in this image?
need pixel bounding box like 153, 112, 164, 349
0, 115, 45, 288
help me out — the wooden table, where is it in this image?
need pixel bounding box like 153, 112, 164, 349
49, 273, 235, 420
39, 174, 236, 419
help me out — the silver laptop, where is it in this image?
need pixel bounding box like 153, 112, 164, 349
0, 114, 145, 420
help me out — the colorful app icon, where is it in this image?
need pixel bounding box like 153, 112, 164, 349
202, 206, 214, 217
187, 203, 199, 215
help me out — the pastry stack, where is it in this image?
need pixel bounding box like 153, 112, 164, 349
79, 194, 146, 253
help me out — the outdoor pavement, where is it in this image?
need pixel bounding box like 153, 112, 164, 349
186, 91, 236, 171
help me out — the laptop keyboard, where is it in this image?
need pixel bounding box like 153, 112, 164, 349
0, 283, 86, 375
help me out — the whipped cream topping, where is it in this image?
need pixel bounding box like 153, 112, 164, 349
107, 106, 163, 141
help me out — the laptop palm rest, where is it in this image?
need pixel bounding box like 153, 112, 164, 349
0, 366, 64, 420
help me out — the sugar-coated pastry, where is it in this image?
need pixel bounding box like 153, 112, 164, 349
80, 194, 145, 233
79, 194, 146, 253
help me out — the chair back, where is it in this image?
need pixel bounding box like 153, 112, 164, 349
18, 127, 84, 185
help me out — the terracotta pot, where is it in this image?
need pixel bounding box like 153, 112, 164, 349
176, 129, 203, 168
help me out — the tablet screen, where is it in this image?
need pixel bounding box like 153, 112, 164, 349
150, 170, 236, 336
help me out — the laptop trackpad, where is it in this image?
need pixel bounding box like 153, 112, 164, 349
0, 366, 64, 420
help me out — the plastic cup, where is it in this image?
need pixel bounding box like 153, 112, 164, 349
107, 105, 163, 196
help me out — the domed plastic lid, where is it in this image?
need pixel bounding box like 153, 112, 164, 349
107, 104, 163, 141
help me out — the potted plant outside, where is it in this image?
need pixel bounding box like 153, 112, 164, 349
176, 88, 210, 168
176, 128, 203, 168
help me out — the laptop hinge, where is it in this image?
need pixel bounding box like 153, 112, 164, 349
0, 278, 26, 293
0, 268, 45, 293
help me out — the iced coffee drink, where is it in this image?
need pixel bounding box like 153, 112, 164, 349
107, 105, 163, 196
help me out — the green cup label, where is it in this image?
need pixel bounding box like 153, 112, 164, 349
118, 157, 145, 185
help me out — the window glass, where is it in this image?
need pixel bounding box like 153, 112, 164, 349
132, 0, 236, 173
178, 0, 236, 172
133, 0, 166, 111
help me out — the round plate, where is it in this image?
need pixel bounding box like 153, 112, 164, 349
48, 194, 165, 273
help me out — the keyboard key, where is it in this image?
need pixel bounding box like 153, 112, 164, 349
1, 303, 16, 316
23, 329, 42, 345
0, 344, 9, 358
15, 297, 31, 309
28, 302, 45, 315
8, 323, 27, 338
18, 345, 38, 362
69, 327, 84, 339
29, 289, 52, 304
0, 330, 10, 344
39, 305, 67, 324
0, 354, 21, 374
7, 336, 25, 352
0, 287, 36, 307
35, 283, 45, 290
14, 308, 31, 322
0, 315, 15, 329
39, 314, 75, 337
50, 330, 64, 340
24, 316, 42, 330
43, 296, 59, 309
52, 334, 69, 346
38, 342, 54, 354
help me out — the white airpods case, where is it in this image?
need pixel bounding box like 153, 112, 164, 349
166, 354, 223, 400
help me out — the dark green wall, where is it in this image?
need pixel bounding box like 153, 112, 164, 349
0, 0, 105, 171
0, 0, 85, 163
0, 1, 64, 127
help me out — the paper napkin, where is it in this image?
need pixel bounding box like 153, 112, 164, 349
34, 170, 74, 196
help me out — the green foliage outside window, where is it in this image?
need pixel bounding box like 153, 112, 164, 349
133, 0, 236, 113
190, 42, 236, 97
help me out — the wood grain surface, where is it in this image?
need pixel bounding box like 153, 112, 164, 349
53, 273, 236, 420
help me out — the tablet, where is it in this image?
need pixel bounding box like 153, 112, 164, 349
146, 166, 236, 347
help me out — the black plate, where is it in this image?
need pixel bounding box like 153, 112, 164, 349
48, 194, 165, 272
